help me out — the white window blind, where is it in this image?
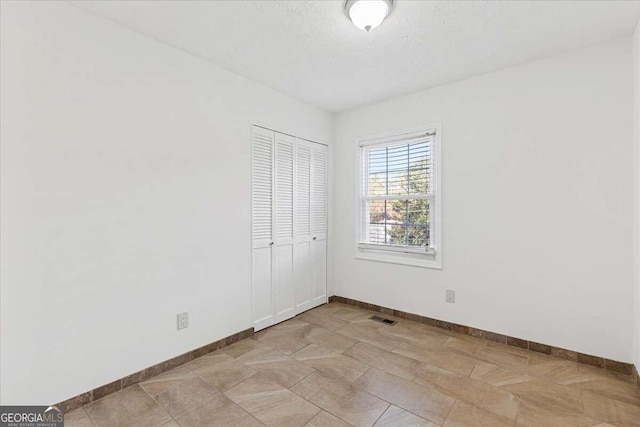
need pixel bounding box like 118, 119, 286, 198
359, 130, 437, 256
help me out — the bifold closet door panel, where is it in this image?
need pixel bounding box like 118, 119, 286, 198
273, 132, 296, 323
294, 139, 312, 314
310, 241, 327, 307
293, 243, 311, 313
252, 248, 274, 331
310, 143, 328, 307
251, 126, 275, 330
274, 244, 294, 323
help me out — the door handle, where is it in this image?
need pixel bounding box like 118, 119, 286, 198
313, 237, 317, 240
269, 242, 274, 246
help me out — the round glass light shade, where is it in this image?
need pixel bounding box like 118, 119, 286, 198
346, 0, 393, 32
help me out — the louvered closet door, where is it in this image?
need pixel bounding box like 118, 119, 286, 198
273, 132, 296, 323
310, 143, 328, 308
251, 126, 275, 331
293, 138, 312, 314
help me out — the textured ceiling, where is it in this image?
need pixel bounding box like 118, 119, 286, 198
74, 1, 640, 112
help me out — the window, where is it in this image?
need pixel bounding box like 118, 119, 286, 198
357, 125, 442, 268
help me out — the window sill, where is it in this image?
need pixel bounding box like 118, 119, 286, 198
356, 249, 442, 269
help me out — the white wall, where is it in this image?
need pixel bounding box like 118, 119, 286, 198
0, 2, 332, 405
333, 38, 634, 362
633, 19, 640, 372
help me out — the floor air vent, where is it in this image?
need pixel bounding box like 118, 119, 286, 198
370, 315, 397, 326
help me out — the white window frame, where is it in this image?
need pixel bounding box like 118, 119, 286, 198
355, 124, 442, 269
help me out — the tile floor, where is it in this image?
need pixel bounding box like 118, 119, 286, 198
66, 302, 640, 426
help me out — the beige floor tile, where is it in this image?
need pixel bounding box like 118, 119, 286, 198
272, 318, 313, 334
442, 336, 485, 357
502, 380, 583, 415
402, 321, 449, 335
374, 405, 437, 426
443, 400, 514, 427
234, 416, 267, 427
172, 406, 248, 427
577, 364, 637, 383
298, 311, 348, 332
292, 344, 370, 382
377, 325, 449, 351
393, 342, 478, 375
332, 307, 375, 323
64, 408, 94, 427
350, 317, 398, 331
335, 323, 403, 351
219, 339, 274, 359
311, 303, 349, 315
236, 344, 315, 387
345, 341, 425, 380
571, 378, 640, 407
140, 366, 198, 397
236, 345, 290, 364
470, 362, 535, 387
524, 360, 627, 389
375, 323, 420, 337
515, 399, 603, 427
154, 377, 248, 426
224, 375, 320, 427
414, 364, 519, 420
305, 410, 351, 427
526, 358, 579, 381
485, 341, 534, 359
475, 347, 529, 372
308, 330, 359, 353
291, 371, 390, 427
254, 329, 309, 355
255, 361, 315, 388
354, 367, 455, 425
85, 385, 172, 427
446, 330, 492, 347
160, 421, 180, 427
525, 349, 567, 367
281, 323, 358, 353
184, 354, 257, 391
582, 390, 640, 426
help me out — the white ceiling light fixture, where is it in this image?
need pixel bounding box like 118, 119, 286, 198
345, 0, 394, 32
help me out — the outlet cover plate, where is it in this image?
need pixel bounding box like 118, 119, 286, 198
177, 312, 189, 330
446, 290, 455, 303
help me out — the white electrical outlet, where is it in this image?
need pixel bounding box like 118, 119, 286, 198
446, 290, 455, 303
177, 312, 189, 330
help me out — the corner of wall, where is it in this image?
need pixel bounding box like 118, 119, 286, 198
633, 18, 640, 372
326, 112, 339, 298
